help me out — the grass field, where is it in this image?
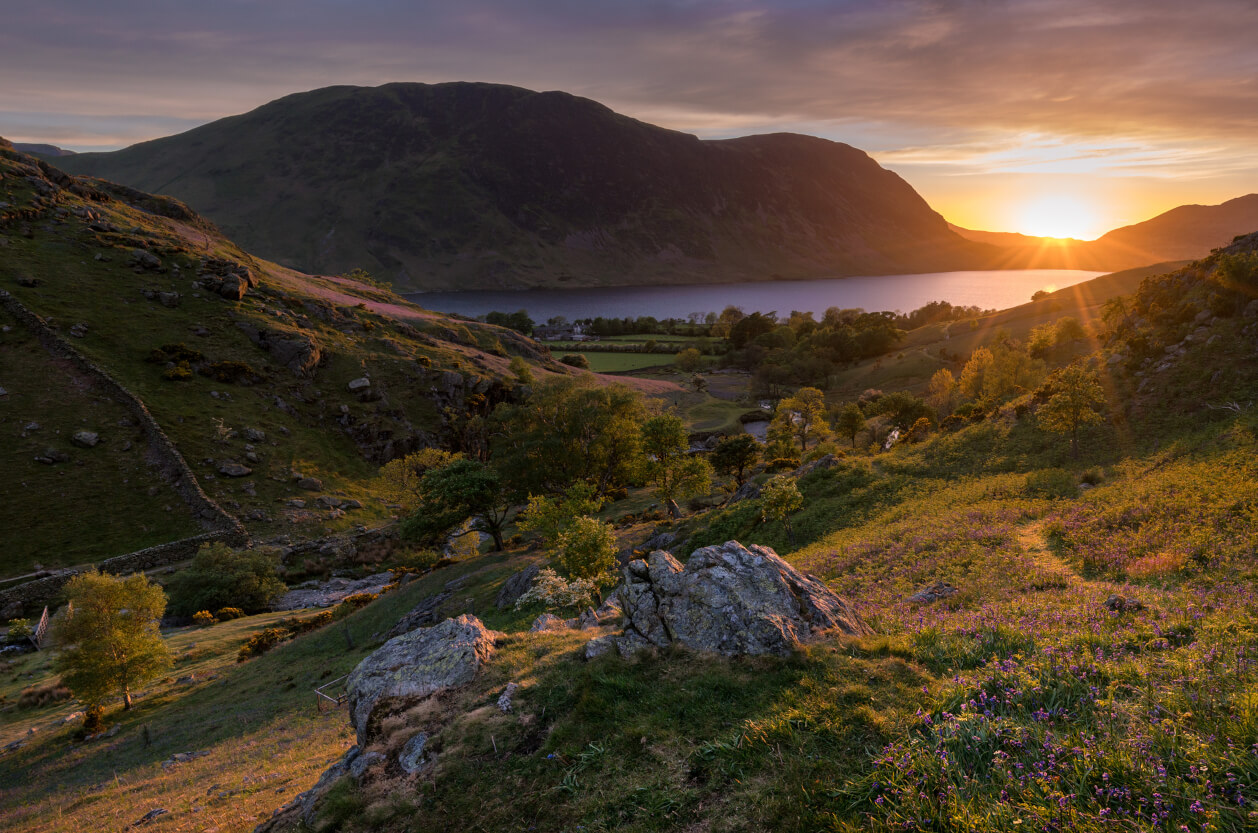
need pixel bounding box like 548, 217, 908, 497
555, 351, 677, 373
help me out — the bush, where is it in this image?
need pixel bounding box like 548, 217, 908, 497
191, 610, 217, 627
214, 607, 245, 621
514, 568, 599, 612
238, 627, 288, 662
560, 354, 590, 369
199, 360, 260, 384
17, 682, 71, 709
6, 618, 33, 642
166, 543, 287, 618
162, 361, 193, 381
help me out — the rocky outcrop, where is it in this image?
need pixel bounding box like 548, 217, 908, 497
271, 572, 394, 610
495, 563, 540, 609
384, 591, 452, 639
908, 581, 959, 604
345, 614, 500, 745
235, 320, 323, 376
616, 541, 870, 657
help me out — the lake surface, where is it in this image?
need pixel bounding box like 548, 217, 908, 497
404, 269, 1104, 322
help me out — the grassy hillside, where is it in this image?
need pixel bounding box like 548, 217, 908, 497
3, 240, 1257, 832
0, 139, 574, 576
55, 82, 996, 291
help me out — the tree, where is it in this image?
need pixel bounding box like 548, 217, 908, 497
1038, 363, 1106, 459
403, 458, 511, 551
771, 387, 831, 451
927, 368, 958, 417
517, 483, 602, 545
377, 448, 462, 510
642, 413, 713, 518
760, 476, 804, 545
490, 377, 646, 497
484, 309, 534, 336
166, 543, 287, 617
560, 354, 590, 369
554, 516, 619, 588
835, 402, 867, 449
676, 347, 703, 372
54, 570, 172, 710
873, 391, 934, 432
711, 434, 760, 486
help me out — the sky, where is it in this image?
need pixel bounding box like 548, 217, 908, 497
4, 0, 1257, 239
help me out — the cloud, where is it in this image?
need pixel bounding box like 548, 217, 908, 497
2, 0, 1256, 179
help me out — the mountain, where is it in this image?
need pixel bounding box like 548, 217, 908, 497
14, 142, 76, 158
56, 82, 993, 291
951, 194, 1258, 270
0, 136, 583, 576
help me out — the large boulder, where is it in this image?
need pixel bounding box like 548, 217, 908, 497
495, 563, 540, 609
617, 541, 869, 657
345, 614, 500, 745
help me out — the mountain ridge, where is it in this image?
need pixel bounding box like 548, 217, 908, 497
56, 82, 996, 291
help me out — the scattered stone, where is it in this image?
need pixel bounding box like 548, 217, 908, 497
69, 323, 88, 338
348, 750, 385, 780
727, 480, 761, 504
272, 572, 393, 610
129, 808, 168, 827
296, 476, 323, 491
616, 541, 870, 657
128, 249, 162, 270
584, 635, 616, 660
345, 614, 500, 744
495, 563, 540, 610
397, 732, 431, 775
71, 430, 100, 448
1105, 594, 1145, 613
496, 682, 520, 714
347, 377, 371, 392
218, 463, 252, 478
908, 581, 960, 604
529, 613, 569, 633
286, 499, 306, 509
243, 427, 267, 442
15, 275, 41, 287
23, 422, 40, 432
158, 291, 181, 308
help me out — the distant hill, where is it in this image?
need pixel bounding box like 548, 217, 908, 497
14, 142, 76, 157
56, 82, 994, 291
951, 194, 1258, 270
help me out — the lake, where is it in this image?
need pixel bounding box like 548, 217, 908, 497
404, 269, 1104, 322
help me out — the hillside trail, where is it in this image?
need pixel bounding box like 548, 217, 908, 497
1015, 518, 1086, 588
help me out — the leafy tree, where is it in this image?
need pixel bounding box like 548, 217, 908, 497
760, 475, 804, 544
675, 347, 703, 372
517, 483, 602, 545
490, 377, 646, 497
771, 387, 831, 451
711, 434, 760, 486
166, 543, 286, 617
53, 570, 172, 710
959, 342, 1044, 404
873, 392, 934, 432
484, 309, 535, 336
1038, 363, 1106, 459
927, 368, 957, 417
835, 402, 867, 449
642, 413, 713, 518
403, 458, 511, 551
554, 516, 619, 588
377, 448, 462, 510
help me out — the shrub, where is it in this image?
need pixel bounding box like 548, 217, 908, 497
166, 543, 287, 617
514, 568, 599, 612
335, 592, 379, 617
147, 343, 204, 364
214, 607, 245, 621
162, 361, 193, 381
238, 627, 288, 661
560, 354, 590, 369
553, 516, 618, 586
17, 682, 72, 709
199, 360, 260, 384
395, 549, 448, 573
191, 610, 217, 627
1024, 468, 1078, 499
6, 618, 33, 642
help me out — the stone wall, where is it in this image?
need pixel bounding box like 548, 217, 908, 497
0, 289, 249, 615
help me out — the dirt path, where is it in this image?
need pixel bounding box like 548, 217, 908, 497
1015, 519, 1082, 586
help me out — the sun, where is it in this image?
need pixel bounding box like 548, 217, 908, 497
1013, 194, 1099, 240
